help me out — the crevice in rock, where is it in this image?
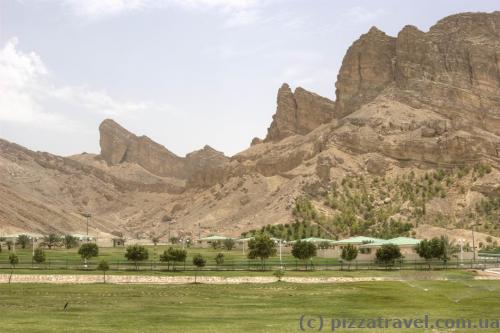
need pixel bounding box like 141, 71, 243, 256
467, 50, 474, 86
495, 53, 500, 88
357, 52, 363, 91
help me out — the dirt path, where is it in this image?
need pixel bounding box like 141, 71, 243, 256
0, 274, 498, 284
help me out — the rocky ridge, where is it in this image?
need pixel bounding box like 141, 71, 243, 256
1, 12, 500, 243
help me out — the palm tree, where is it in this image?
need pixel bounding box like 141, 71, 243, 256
441, 236, 459, 262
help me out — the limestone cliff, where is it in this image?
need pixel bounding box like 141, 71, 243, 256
99, 119, 186, 178
263, 84, 335, 142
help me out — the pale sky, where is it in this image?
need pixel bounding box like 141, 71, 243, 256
1, 0, 499, 157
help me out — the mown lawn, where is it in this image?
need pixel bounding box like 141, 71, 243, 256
0, 268, 476, 279
0, 280, 498, 332
0, 245, 322, 264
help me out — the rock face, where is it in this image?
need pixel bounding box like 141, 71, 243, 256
99, 119, 228, 187
335, 27, 396, 117
185, 145, 229, 187
99, 119, 186, 178
264, 84, 335, 142
330, 11, 500, 165
335, 12, 500, 132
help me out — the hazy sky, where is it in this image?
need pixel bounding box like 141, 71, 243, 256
1, 0, 499, 157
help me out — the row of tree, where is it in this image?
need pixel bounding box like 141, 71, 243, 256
0, 234, 82, 252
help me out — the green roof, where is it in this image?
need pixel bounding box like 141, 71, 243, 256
238, 237, 286, 242
199, 235, 233, 241
237, 237, 253, 242
290, 237, 335, 243
332, 236, 385, 245
360, 237, 421, 247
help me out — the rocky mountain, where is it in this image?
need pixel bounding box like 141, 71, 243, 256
1, 12, 500, 245
262, 83, 336, 142
99, 119, 229, 189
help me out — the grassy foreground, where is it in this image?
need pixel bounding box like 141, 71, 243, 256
0, 268, 476, 279
0, 280, 499, 332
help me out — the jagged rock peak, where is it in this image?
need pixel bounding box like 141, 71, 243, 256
99, 119, 186, 178
264, 83, 335, 142
334, 11, 500, 129
367, 26, 386, 35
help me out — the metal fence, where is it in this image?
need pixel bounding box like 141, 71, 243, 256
0, 257, 498, 272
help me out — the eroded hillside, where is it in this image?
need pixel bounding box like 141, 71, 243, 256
1, 11, 500, 245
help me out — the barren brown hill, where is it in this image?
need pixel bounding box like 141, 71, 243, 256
1, 12, 500, 246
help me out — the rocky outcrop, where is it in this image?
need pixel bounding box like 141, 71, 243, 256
316, 155, 334, 182
335, 27, 396, 118
99, 119, 228, 188
264, 84, 335, 142
185, 145, 229, 188
99, 119, 186, 178
335, 12, 500, 130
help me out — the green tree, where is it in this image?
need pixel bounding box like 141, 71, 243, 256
16, 234, 30, 249
171, 248, 187, 270
78, 243, 99, 266
41, 234, 62, 250
341, 244, 358, 270
215, 253, 225, 267
415, 239, 434, 268
317, 241, 331, 250
159, 247, 175, 270
97, 260, 110, 283
192, 254, 206, 283
415, 237, 456, 268
33, 248, 46, 264
8, 253, 19, 284
159, 247, 187, 270
291, 241, 317, 270
6, 240, 13, 251
375, 244, 402, 268
223, 238, 235, 251
63, 235, 79, 249
273, 269, 285, 282
210, 240, 222, 249
440, 236, 459, 262
9, 253, 19, 267
247, 234, 277, 270
125, 245, 149, 270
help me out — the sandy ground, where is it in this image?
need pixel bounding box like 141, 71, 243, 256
0, 273, 498, 284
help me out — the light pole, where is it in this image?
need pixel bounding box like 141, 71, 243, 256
32, 236, 36, 258
168, 221, 171, 244
275, 239, 283, 270
458, 238, 464, 262
471, 223, 482, 265
80, 212, 91, 242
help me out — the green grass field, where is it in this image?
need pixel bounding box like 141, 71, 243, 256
0, 245, 315, 264
0, 280, 498, 332
0, 268, 476, 280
